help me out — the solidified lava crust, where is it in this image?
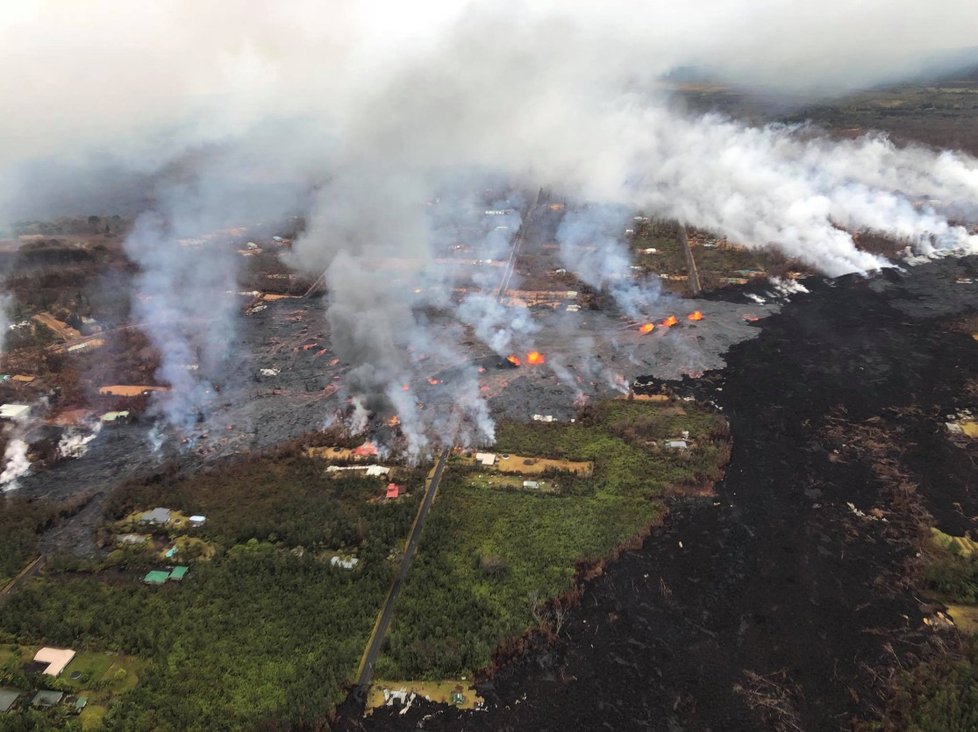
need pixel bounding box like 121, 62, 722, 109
339, 256, 978, 731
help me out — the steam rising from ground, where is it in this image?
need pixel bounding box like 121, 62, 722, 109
2, 2, 978, 450
0, 293, 10, 357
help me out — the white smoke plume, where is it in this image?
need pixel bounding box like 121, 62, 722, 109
57, 422, 102, 460
0, 405, 35, 492
556, 205, 663, 317
0, 438, 30, 491
0, 293, 10, 358
2, 1, 978, 450
126, 210, 238, 433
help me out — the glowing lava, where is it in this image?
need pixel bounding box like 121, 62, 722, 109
639, 322, 655, 334
427, 377, 440, 385
526, 351, 545, 365
386, 415, 401, 427
506, 355, 522, 367
688, 310, 703, 321
661, 315, 679, 328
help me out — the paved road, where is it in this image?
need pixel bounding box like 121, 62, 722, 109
354, 447, 452, 693
0, 556, 44, 601
678, 224, 702, 295
496, 188, 545, 301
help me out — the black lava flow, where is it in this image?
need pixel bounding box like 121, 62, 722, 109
337, 257, 978, 732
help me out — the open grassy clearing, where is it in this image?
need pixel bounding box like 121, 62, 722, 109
465, 472, 558, 493
366, 679, 482, 713
494, 454, 592, 476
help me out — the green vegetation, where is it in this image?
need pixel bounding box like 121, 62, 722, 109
0, 456, 422, 730
870, 635, 978, 732
0, 495, 87, 588
922, 529, 978, 604
0, 646, 143, 730
380, 399, 729, 679
0, 402, 728, 724
867, 528, 978, 731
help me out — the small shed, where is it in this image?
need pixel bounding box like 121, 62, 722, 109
31, 690, 64, 708
188, 515, 206, 527
523, 480, 540, 490
475, 452, 496, 466
386, 483, 401, 500
143, 570, 170, 585
666, 440, 688, 450
33, 647, 75, 676
0, 688, 20, 713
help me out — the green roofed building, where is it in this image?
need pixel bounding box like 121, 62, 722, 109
0, 688, 20, 713
169, 565, 188, 581
143, 570, 170, 585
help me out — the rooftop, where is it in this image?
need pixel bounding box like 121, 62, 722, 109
0, 404, 30, 420
143, 570, 171, 585
140, 507, 172, 525
33, 647, 76, 677
98, 385, 169, 397
31, 690, 64, 708
0, 688, 20, 713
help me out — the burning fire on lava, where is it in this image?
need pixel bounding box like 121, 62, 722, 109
661, 315, 679, 328
353, 441, 379, 457
386, 415, 401, 427
427, 377, 441, 385
526, 351, 545, 365
506, 355, 522, 367
688, 310, 703, 321
639, 323, 655, 334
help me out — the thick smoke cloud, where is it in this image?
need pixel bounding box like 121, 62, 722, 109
2, 1, 978, 449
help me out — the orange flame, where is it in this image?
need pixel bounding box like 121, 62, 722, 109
743, 313, 760, 322
506, 354, 521, 366
353, 442, 379, 457
427, 377, 440, 385
661, 315, 679, 328
401, 384, 410, 391
639, 322, 655, 334
526, 351, 545, 365
688, 310, 703, 321
386, 415, 401, 427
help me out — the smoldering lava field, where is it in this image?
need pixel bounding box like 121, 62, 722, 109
2, 10, 978, 731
